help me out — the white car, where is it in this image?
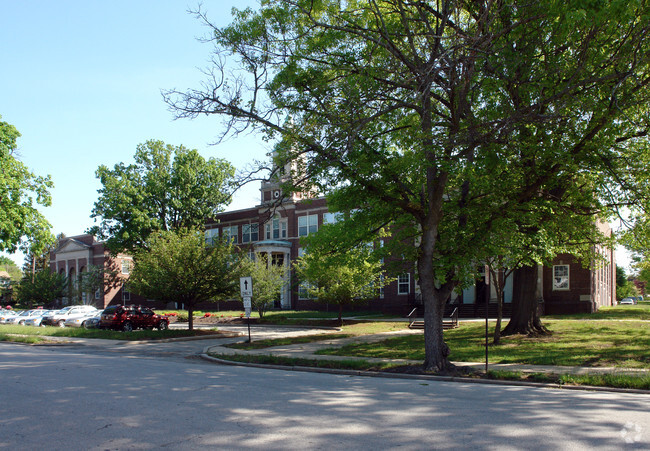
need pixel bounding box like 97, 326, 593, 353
0, 310, 19, 324
64, 310, 103, 328
4, 309, 43, 325
24, 310, 55, 326
41, 305, 98, 327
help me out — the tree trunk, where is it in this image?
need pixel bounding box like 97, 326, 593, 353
338, 304, 343, 327
502, 265, 548, 336
493, 272, 503, 345
419, 252, 453, 372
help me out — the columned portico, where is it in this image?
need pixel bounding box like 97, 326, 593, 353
253, 240, 292, 309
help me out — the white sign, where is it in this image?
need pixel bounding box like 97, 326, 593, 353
240, 277, 253, 297
243, 297, 252, 309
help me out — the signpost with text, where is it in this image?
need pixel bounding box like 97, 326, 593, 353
240, 277, 253, 342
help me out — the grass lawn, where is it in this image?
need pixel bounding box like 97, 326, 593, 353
315, 319, 650, 369
0, 324, 224, 342
545, 302, 650, 320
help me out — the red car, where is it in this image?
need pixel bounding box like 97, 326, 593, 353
100, 305, 169, 332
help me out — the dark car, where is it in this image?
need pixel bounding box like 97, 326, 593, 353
100, 305, 169, 332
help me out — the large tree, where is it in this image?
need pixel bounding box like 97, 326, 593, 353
0, 115, 54, 254
15, 270, 67, 308
128, 228, 247, 330
89, 139, 235, 253
166, 1, 650, 371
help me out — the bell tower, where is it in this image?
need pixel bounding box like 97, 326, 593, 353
260, 150, 311, 205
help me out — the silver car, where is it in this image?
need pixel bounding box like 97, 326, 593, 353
4, 309, 43, 325
64, 310, 103, 328
24, 310, 55, 326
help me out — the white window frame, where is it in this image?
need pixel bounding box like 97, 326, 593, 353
553, 265, 570, 291
223, 225, 239, 244
205, 228, 219, 246
398, 273, 410, 295
121, 260, 131, 275
265, 216, 287, 240
298, 214, 318, 237
242, 223, 259, 243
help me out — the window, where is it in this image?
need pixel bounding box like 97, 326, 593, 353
121, 260, 131, 275
298, 214, 318, 236
242, 223, 259, 243
94, 289, 101, 300
205, 228, 219, 246
398, 273, 410, 295
223, 225, 239, 244
265, 216, 287, 239
323, 212, 342, 225
122, 286, 131, 301
553, 265, 569, 290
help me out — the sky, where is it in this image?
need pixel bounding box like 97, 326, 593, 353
0, 1, 633, 271
1, 0, 266, 267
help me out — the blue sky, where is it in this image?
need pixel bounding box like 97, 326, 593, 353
1, 1, 265, 266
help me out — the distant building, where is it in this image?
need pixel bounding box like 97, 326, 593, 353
49, 234, 142, 308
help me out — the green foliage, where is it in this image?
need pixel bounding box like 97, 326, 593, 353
243, 255, 286, 317
128, 228, 247, 328
0, 115, 54, 253
294, 230, 389, 321
0, 257, 22, 282
89, 140, 235, 253
15, 270, 67, 307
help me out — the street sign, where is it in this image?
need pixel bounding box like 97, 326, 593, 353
243, 297, 252, 309
240, 277, 253, 297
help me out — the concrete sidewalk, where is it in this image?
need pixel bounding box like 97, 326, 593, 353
204, 328, 650, 377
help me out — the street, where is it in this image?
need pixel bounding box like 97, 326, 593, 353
0, 338, 648, 450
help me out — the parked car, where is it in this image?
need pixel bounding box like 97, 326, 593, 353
41, 305, 98, 327
619, 297, 636, 305
100, 305, 169, 331
64, 310, 103, 328
81, 312, 103, 329
4, 309, 44, 325
24, 310, 55, 326
0, 310, 20, 324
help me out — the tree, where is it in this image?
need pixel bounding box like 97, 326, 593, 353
244, 255, 286, 318
0, 256, 22, 282
89, 140, 235, 254
0, 115, 54, 253
128, 228, 247, 330
294, 228, 388, 324
166, 1, 650, 371
0, 256, 22, 304
15, 270, 67, 308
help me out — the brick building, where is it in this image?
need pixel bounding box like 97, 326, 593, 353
49, 234, 142, 308
208, 167, 616, 316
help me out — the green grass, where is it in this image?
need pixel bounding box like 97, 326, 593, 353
316, 320, 650, 369
487, 370, 650, 390
207, 352, 400, 371
546, 302, 650, 320
0, 324, 223, 341
226, 334, 353, 350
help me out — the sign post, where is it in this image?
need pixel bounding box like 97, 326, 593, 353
240, 277, 253, 342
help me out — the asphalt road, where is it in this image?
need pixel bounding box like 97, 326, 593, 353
1, 337, 649, 450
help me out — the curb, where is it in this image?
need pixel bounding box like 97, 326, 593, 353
199, 352, 650, 395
